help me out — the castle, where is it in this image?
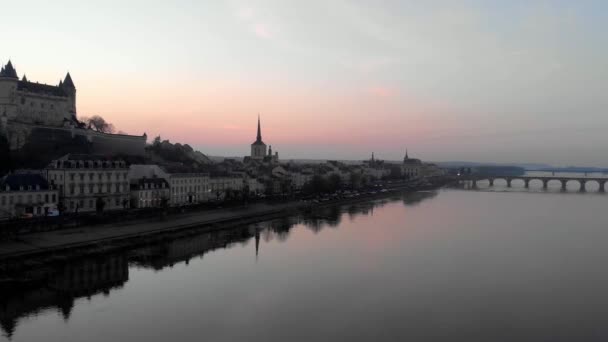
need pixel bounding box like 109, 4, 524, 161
0, 60, 146, 156
0, 60, 76, 126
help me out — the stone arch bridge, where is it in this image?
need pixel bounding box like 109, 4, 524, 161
459, 175, 608, 192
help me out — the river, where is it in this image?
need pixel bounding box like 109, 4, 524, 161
2, 183, 608, 341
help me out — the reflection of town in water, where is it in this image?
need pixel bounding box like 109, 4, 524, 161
0, 191, 436, 339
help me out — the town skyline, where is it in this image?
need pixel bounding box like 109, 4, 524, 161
4, 1, 607, 166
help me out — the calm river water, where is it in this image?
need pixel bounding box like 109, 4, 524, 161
3, 182, 608, 341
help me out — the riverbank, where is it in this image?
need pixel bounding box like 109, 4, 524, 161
0, 180, 447, 267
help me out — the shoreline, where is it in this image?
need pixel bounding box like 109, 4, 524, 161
0, 181, 446, 270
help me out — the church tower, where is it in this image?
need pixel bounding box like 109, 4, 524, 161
250, 115, 267, 160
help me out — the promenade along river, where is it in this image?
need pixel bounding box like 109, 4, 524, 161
3, 184, 608, 341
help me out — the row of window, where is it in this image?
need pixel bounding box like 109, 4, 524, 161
67, 183, 127, 195
51, 172, 128, 182
67, 196, 128, 210
0, 192, 57, 206
21, 97, 56, 110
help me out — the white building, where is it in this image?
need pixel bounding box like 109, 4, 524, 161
247, 178, 265, 195
401, 150, 423, 179
46, 154, 130, 213
209, 176, 244, 200
169, 173, 210, 205
130, 177, 171, 208
0, 173, 58, 219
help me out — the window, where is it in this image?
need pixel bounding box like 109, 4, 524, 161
0, 196, 5, 205
79, 173, 85, 181
36, 194, 41, 202
50, 104, 54, 109
52, 194, 56, 202
89, 173, 94, 181
21, 97, 25, 105
79, 184, 84, 194
89, 184, 94, 193
44, 194, 49, 202
70, 173, 75, 181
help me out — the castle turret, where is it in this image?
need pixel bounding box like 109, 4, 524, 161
0, 61, 18, 79
61, 72, 77, 118
0, 61, 19, 120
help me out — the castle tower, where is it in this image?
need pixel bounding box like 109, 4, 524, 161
0, 61, 19, 120
250, 115, 267, 160
61, 72, 77, 118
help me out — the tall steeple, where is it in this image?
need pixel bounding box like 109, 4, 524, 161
256, 114, 262, 143
404, 148, 409, 160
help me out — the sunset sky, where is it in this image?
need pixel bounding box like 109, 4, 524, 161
4, 0, 608, 166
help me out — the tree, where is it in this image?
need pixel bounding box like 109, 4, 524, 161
82, 115, 115, 134
328, 174, 342, 192
349, 172, 361, 189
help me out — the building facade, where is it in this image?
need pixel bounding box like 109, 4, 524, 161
169, 173, 210, 205
130, 177, 170, 208
401, 150, 423, 179
46, 155, 130, 213
0, 173, 58, 219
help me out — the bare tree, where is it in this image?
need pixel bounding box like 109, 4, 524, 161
82, 115, 116, 133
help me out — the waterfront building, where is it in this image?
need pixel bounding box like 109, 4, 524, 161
247, 178, 266, 196
0, 173, 58, 218
130, 177, 170, 208
169, 173, 210, 205
402, 150, 423, 179
363, 153, 391, 180
209, 176, 244, 200
46, 154, 130, 213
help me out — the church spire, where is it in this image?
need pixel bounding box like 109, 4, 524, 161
405, 148, 409, 160
256, 114, 262, 143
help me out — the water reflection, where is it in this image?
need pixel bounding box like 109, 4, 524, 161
0, 255, 128, 338
0, 191, 437, 339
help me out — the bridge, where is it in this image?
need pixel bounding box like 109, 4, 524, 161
458, 175, 608, 192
